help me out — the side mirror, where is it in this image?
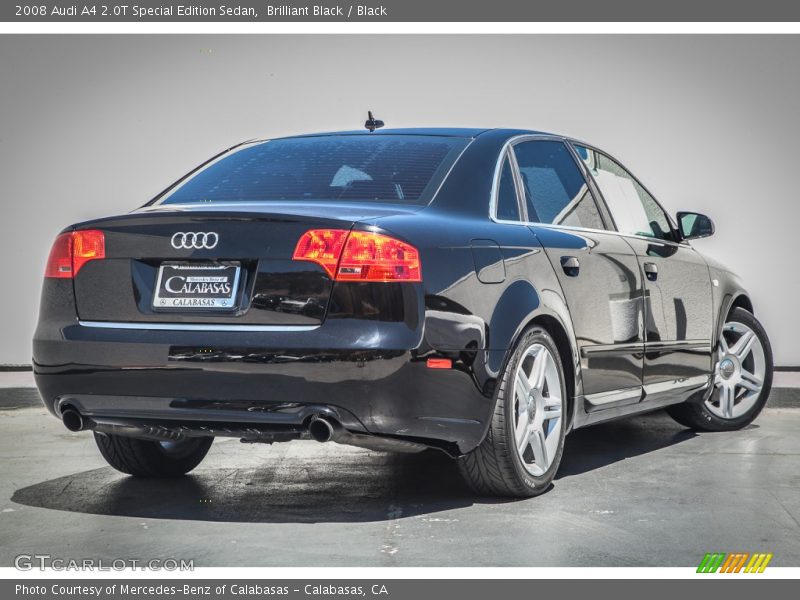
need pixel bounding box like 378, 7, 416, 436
677, 211, 715, 240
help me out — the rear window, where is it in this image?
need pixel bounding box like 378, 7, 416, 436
159, 135, 469, 206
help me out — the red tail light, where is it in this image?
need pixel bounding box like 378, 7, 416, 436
44, 233, 73, 278
293, 229, 421, 282
72, 230, 105, 275
291, 229, 349, 279
44, 230, 105, 279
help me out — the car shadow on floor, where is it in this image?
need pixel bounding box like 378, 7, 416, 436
11, 411, 697, 523
12, 449, 477, 523
557, 411, 698, 478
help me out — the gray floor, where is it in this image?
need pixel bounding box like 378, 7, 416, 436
1, 391, 799, 567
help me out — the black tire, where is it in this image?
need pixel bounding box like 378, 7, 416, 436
666, 307, 773, 432
458, 326, 568, 498
94, 433, 213, 478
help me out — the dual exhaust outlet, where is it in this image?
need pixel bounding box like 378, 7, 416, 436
61, 407, 348, 442
61, 407, 344, 442
60, 407, 342, 441
61, 408, 426, 453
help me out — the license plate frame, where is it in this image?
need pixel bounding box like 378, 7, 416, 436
152, 262, 241, 311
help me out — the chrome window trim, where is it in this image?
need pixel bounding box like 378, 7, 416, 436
547, 222, 692, 248
500, 217, 692, 250
78, 321, 319, 333
492, 147, 527, 223
488, 134, 692, 249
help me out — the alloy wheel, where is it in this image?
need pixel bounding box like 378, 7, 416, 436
513, 343, 563, 476
707, 321, 766, 420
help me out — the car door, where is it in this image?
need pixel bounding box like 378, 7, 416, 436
510, 138, 646, 409
572, 144, 714, 401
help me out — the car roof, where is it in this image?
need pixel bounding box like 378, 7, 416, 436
271, 127, 552, 140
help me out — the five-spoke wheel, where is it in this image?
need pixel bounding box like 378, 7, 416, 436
708, 321, 767, 419
459, 326, 567, 497
513, 344, 563, 476
667, 307, 772, 431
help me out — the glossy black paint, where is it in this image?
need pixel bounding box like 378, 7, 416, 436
33, 128, 753, 455
623, 236, 714, 397
532, 226, 644, 399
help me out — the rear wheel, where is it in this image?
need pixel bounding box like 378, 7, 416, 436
94, 433, 213, 477
459, 326, 567, 497
667, 307, 772, 431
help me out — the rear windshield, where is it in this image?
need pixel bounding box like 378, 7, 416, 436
158, 135, 469, 206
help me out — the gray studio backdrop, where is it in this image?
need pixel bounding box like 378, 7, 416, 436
1, 35, 798, 366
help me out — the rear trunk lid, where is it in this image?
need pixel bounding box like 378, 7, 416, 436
72, 203, 417, 325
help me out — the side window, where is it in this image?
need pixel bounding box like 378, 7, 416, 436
575, 145, 675, 242
495, 154, 521, 222
512, 140, 606, 230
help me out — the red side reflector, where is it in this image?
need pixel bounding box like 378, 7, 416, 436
426, 358, 452, 369
293, 229, 421, 282
44, 230, 105, 279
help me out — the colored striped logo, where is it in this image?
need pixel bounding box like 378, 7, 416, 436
697, 553, 773, 573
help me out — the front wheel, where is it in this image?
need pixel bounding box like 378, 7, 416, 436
94, 433, 213, 477
458, 326, 567, 497
667, 307, 773, 431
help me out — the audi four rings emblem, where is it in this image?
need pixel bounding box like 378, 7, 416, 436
170, 232, 219, 250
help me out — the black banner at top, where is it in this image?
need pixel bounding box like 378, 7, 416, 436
4, 0, 800, 22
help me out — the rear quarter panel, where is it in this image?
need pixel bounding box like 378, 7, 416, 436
358, 210, 580, 432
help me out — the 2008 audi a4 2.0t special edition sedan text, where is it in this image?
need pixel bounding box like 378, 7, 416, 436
33, 126, 774, 497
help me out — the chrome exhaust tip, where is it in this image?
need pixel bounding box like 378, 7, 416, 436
308, 416, 336, 443
61, 408, 85, 432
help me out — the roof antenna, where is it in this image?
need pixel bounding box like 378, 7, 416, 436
364, 111, 384, 132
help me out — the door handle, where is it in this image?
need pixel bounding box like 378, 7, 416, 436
644, 262, 658, 281
561, 256, 580, 277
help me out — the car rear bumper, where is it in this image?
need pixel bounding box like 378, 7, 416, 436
33, 320, 492, 455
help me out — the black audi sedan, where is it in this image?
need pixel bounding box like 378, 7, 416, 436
33, 126, 773, 497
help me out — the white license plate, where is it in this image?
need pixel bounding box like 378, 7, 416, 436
153, 262, 241, 310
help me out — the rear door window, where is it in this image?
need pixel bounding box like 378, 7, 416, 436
512, 140, 607, 230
